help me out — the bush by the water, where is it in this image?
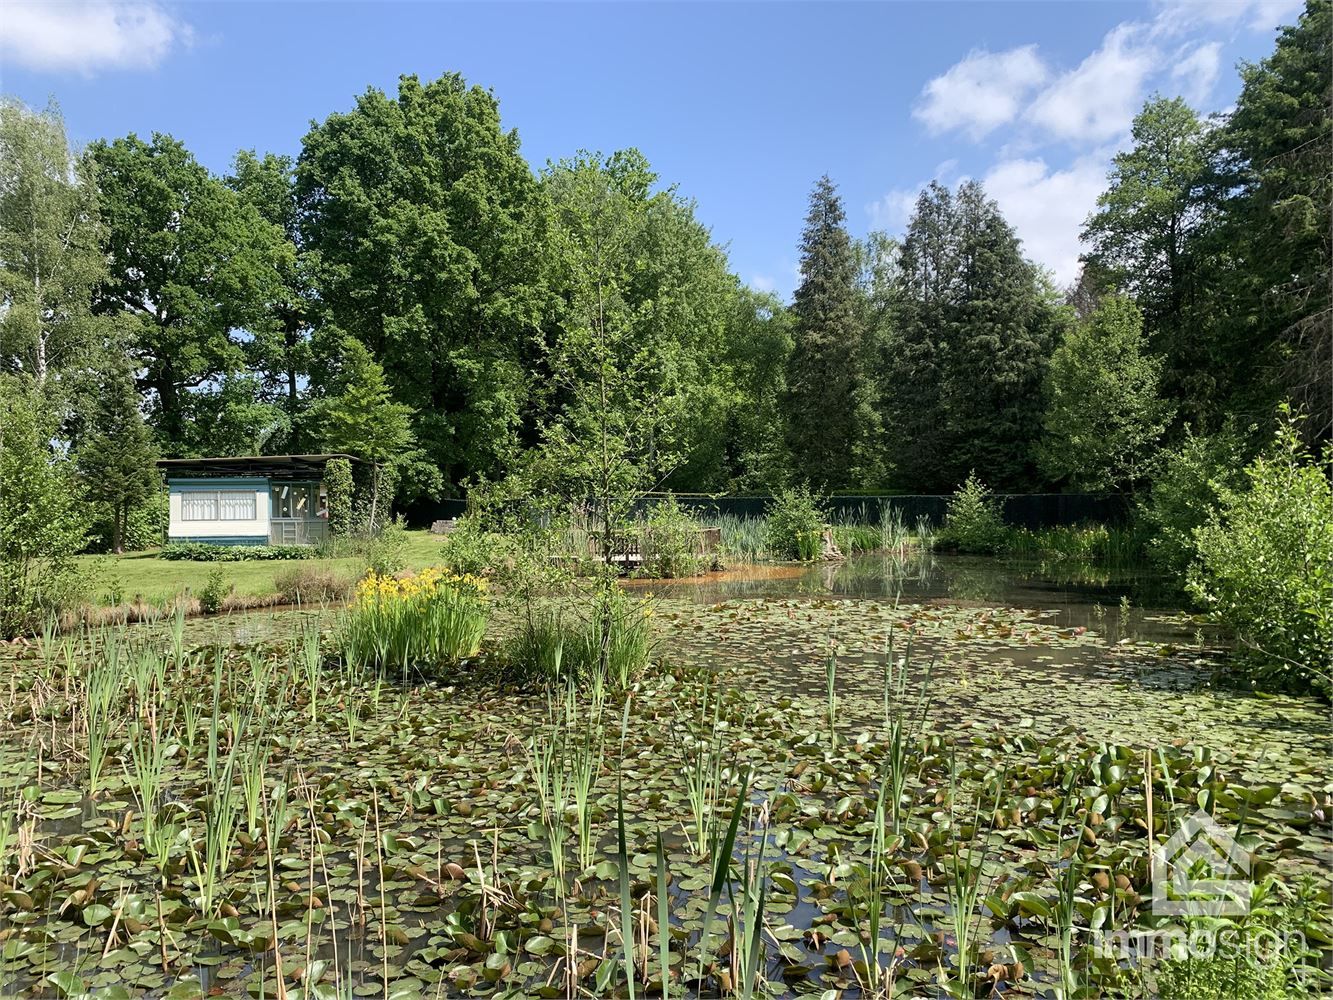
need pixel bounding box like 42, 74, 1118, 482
766, 486, 827, 560
161, 542, 314, 562
640, 494, 704, 577
937, 474, 1007, 555
1188, 416, 1332, 698
1138, 424, 1251, 574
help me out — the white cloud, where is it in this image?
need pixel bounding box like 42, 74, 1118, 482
1, 2, 190, 74
982, 155, 1109, 286
1151, 0, 1303, 36
1171, 41, 1223, 104
913, 45, 1049, 140
749, 274, 777, 294
1027, 24, 1158, 144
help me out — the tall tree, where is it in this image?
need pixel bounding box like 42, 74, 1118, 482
1081, 98, 1211, 419
785, 176, 862, 487
1038, 295, 1173, 491
77, 363, 159, 553
945, 181, 1060, 486
297, 72, 558, 491
0, 100, 107, 387
890, 181, 1058, 490
226, 150, 310, 447
1215, 0, 1332, 445
91, 133, 289, 448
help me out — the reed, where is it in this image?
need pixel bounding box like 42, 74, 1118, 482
695, 767, 750, 992
941, 759, 1003, 988
679, 681, 730, 860
82, 648, 123, 795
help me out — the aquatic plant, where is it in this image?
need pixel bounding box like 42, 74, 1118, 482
339, 567, 488, 672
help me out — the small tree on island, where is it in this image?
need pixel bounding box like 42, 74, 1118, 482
314, 336, 416, 533
76, 362, 159, 553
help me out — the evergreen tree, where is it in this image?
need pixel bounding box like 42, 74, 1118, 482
315, 337, 418, 531
77, 364, 159, 554
1214, 0, 1331, 445
945, 181, 1058, 487
1038, 296, 1173, 491
890, 182, 1057, 490
785, 176, 862, 487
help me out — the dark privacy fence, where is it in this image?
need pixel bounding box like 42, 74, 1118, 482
403, 492, 1130, 531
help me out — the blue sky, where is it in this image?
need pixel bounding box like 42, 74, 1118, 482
3, 1, 1301, 297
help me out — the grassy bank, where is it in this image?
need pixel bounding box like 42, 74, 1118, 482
76, 530, 444, 607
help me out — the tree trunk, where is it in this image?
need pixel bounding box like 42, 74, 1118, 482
112, 503, 124, 555
369, 463, 380, 536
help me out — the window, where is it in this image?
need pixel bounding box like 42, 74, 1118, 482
181, 492, 217, 521
180, 489, 257, 521
270, 483, 315, 519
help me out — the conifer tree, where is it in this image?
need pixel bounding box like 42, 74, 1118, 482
785, 176, 862, 487
77, 364, 158, 554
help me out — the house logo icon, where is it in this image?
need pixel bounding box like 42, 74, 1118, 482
1152, 809, 1252, 916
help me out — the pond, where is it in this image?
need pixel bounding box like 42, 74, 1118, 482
1, 554, 1328, 998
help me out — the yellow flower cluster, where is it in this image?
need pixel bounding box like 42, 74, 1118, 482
354, 566, 488, 605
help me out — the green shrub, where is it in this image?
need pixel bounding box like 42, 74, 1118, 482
937, 473, 1007, 555
198, 568, 229, 614
1188, 414, 1332, 697
640, 494, 704, 578
86, 490, 168, 553
766, 486, 827, 561
1139, 424, 1251, 574
325, 458, 354, 537
0, 376, 86, 637
366, 516, 411, 576
566, 589, 655, 688
161, 542, 314, 562
440, 514, 511, 576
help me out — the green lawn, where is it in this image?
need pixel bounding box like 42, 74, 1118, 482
78, 530, 445, 607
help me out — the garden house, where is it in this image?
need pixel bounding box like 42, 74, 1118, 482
158, 454, 361, 546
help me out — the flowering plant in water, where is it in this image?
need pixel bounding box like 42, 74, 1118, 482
341, 567, 489, 671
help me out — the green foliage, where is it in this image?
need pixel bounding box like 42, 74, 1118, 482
90, 131, 289, 446
887, 181, 1060, 490
1082, 98, 1210, 421
76, 362, 159, 553
86, 490, 167, 554
1138, 424, 1252, 574
323, 457, 354, 537
0, 377, 86, 637
160, 543, 314, 562
502, 606, 568, 685
0, 99, 108, 386
640, 495, 704, 578
198, 568, 229, 615
313, 336, 421, 528
938, 474, 1007, 555
297, 72, 557, 486
364, 517, 411, 577
1039, 295, 1173, 490
1188, 412, 1332, 697
785, 176, 862, 487
1004, 524, 1149, 569
340, 568, 488, 672
766, 486, 827, 561
565, 589, 655, 688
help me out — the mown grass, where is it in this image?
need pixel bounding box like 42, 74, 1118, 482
75, 530, 443, 606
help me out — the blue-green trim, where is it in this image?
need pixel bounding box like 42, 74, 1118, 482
168, 535, 268, 546
168, 478, 269, 489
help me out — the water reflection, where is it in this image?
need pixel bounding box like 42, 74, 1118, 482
644, 551, 1201, 645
